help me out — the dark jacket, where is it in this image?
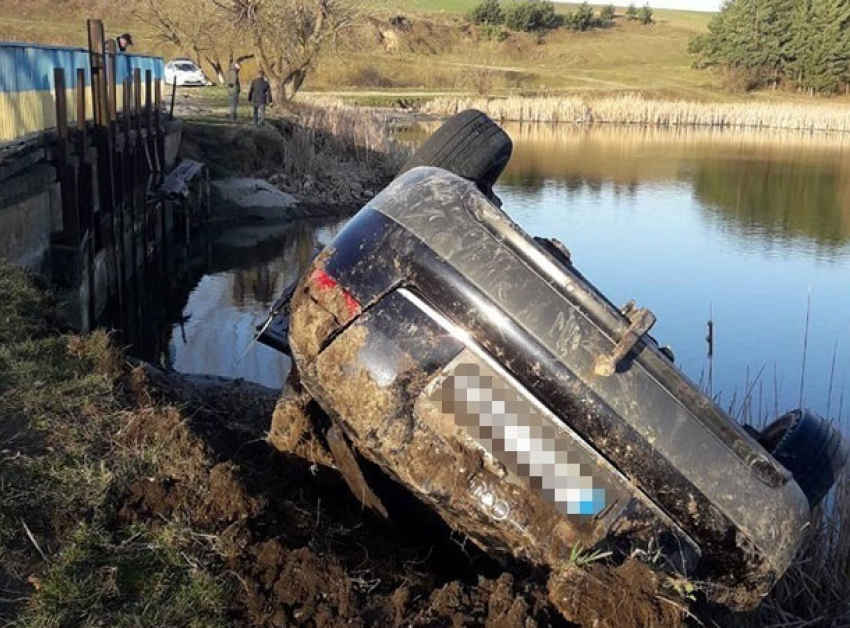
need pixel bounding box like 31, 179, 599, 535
248, 77, 272, 105
226, 68, 240, 96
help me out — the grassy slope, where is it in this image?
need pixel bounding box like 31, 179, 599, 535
0, 0, 723, 101
315, 2, 721, 100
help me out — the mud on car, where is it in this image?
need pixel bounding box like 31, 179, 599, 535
260, 110, 848, 611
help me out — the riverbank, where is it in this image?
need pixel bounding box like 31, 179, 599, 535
0, 260, 685, 626
1, 231, 847, 626
3, 97, 849, 625
175, 95, 410, 218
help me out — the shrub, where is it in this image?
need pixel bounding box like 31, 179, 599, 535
638, 3, 653, 24
480, 22, 508, 41
504, 0, 560, 33
469, 0, 505, 25
566, 2, 595, 31
625, 3, 638, 21
599, 4, 616, 25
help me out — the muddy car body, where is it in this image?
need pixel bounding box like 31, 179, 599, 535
264, 112, 846, 610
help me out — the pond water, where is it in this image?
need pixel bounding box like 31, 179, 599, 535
145, 123, 850, 428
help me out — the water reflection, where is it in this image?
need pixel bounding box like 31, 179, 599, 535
494, 123, 850, 425
494, 123, 850, 250
694, 160, 849, 251
132, 217, 348, 390
138, 123, 850, 426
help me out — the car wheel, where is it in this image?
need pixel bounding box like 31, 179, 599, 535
759, 409, 848, 508
397, 109, 513, 200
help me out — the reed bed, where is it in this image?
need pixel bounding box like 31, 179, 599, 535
424, 95, 850, 133
297, 96, 410, 173
500, 120, 850, 151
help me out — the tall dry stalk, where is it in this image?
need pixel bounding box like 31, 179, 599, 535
748, 476, 850, 625
424, 95, 850, 133
297, 97, 410, 174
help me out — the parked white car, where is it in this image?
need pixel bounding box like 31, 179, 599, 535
164, 58, 211, 87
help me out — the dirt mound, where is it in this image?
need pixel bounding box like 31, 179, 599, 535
120, 365, 576, 626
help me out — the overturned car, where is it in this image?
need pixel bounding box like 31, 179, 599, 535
260, 110, 847, 611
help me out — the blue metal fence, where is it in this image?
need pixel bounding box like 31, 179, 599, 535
0, 41, 164, 144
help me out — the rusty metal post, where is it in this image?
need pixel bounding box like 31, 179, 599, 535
75, 68, 92, 237
105, 38, 118, 125
75, 68, 87, 157
144, 69, 155, 172
87, 19, 106, 127
75, 67, 96, 330
134, 68, 143, 146
54, 68, 81, 246
154, 78, 165, 172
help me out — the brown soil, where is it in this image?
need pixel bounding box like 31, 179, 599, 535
122, 362, 689, 627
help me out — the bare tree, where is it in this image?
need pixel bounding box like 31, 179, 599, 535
218, 0, 353, 102
134, 0, 246, 84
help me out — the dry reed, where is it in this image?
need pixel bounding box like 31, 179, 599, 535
424, 95, 850, 133
297, 96, 410, 173
749, 476, 850, 625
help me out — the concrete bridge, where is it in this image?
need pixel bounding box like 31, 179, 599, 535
0, 20, 206, 330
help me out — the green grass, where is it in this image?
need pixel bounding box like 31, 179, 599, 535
0, 260, 232, 626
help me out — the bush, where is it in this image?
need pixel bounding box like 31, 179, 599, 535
469, 0, 505, 25
638, 3, 653, 24
504, 0, 560, 33
625, 3, 638, 21
599, 4, 616, 25
565, 2, 595, 31
479, 22, 508, 41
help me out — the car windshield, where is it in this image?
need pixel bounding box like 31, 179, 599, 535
174, 62, 197, 71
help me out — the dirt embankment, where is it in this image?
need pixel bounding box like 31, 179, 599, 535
90, 360, 687, 627
0, 260, 693, 626
175, 96, 408, 219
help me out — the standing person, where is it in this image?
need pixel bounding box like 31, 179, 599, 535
116, 33, 133, 52
248, 69, 272, 127
226, 62, 241, 121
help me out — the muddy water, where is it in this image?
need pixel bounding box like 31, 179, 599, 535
144, 124, 850, 429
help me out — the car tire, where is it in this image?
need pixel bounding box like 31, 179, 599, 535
759, 409, 848, 508
397, 109, 513, 198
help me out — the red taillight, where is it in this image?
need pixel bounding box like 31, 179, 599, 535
309, 268, 361, 321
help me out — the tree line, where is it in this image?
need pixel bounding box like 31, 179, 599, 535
689, 0, 850, 95
468, 0, 654, 34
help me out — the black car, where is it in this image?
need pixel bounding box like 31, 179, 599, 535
262, 110, 847, 610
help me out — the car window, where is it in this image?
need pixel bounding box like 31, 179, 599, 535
175, 63, 197, 71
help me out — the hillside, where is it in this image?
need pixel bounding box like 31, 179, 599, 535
0, 0, 724, 100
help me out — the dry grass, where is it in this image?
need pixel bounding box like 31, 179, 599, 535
423, 95, 850, 132
746, 478, 850, 625
297, 97, 410, 173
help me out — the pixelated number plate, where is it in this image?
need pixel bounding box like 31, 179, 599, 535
431, 357, 619, 518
